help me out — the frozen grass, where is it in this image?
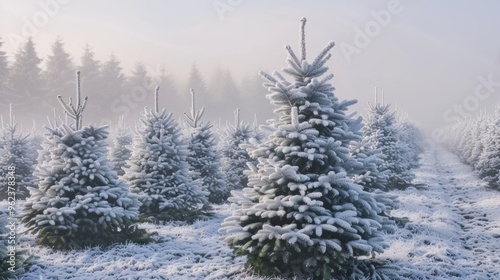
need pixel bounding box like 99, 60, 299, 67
12, 205, 273, 280
3, 147, 500, 279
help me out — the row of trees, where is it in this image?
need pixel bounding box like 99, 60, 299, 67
0, 36, 272, 126
442, 106, 500, 189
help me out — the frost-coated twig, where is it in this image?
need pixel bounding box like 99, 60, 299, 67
155, 86, 160, 113
252, 113, 258, 130
9, 104, 13, 127
234, 108, 240, 128
57, 71, 88, 129
183, 89, 205, 128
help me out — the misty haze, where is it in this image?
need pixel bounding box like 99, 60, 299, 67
1, 1, 500, 279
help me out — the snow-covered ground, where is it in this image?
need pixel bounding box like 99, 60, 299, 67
7, 146, 500, 279
381, 147, 500, 279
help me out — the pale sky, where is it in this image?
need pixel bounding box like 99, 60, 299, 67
1, 0, 500, 129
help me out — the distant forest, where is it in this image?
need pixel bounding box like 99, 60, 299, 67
0, 37, 274, 130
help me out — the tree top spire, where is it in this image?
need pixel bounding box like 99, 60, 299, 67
300, 17, 307, 61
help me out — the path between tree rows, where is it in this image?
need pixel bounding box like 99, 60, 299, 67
382, 146, 500, 279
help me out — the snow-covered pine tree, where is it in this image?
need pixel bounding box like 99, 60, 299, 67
466, 113, 488, 168
184, 89, 229, 204
395, 120, 422, 173
123, 87, 211, 222
220, 108, 255, 190
21, 71, 147, 250
110, 116, 133, 177
182, 63, 207, 117
221, 18, 395, 279
0, 105, 37, 200
346, 115, 389, 192
363, 103, 415, 189
344, 115, 399, 233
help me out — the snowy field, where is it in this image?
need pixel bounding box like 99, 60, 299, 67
5, 146, 500, 280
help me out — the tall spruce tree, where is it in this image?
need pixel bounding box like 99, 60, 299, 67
221, 18, 395, 279
123, 87, 211, 222
22, 72, 146, 250
100, 54, 126, 116
110, 116, 133, 177
8, 37, 46, 119
0, 36, 9, 113
184, 89, 229, 204
44, 38, 75, 98
476, 108, 500, 189
79, 44, 102, 123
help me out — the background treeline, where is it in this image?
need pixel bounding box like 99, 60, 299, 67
0, 36, 274, 127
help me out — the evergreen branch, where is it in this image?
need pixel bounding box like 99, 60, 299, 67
285, 45, 301, 67
259, 71, 278, 84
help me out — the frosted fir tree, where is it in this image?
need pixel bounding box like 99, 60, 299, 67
22, 72, 147, 250
346, 115, 389, 192
220, 108, 256, 190
123, 87, 211, 222
184, 89, 229, 204
0, 105, 37, 200
396, 121, 422, 170
221, 18, 396, 280
363, 103, 414, 189
109, 116, 133, 177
